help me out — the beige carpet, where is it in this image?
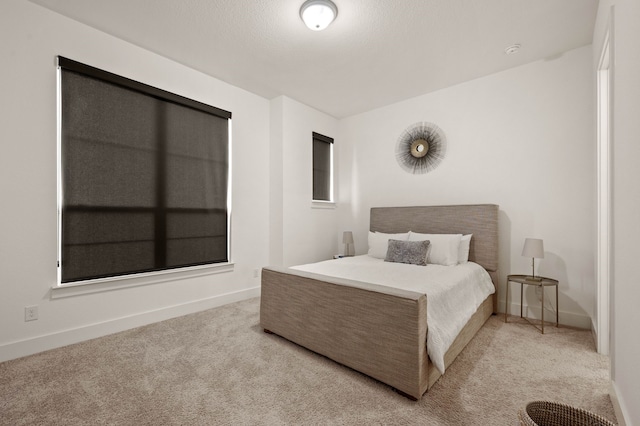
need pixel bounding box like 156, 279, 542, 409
0, 298, 616, 425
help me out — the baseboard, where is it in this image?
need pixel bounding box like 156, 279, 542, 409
610, 381, 628, 426
502, 301, 591, 329
0, 286, 261, 363
591, 318, 599, 352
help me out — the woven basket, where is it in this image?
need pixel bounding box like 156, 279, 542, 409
518, 401, 616, 426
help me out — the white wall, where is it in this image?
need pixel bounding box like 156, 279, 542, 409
593, 1, 640, 424
270, 96, 340, 267
269, 97, 285, 266
0, 0, 270, 361
338, 46, 595, 329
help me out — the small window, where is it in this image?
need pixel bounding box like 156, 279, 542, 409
312, 132, 334, 202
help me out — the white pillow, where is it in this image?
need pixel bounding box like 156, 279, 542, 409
408, 232, 462, 266
368, 231, 409, 259
458, 234, 472, 264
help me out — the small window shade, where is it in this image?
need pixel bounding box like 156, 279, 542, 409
312, 132, 333, 202
58, 57, 231, 283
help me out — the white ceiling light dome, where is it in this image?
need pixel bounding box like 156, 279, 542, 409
300, 0, 338, 31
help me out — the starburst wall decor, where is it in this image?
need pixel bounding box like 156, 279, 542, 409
395, 122, 447, 174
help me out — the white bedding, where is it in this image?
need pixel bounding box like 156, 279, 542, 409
291, 255, 495, 374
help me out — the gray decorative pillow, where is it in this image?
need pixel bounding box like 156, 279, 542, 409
384, 239, 430, 266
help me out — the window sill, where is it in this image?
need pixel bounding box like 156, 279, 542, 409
311, 201, 336, 209
51, 262, 235, 299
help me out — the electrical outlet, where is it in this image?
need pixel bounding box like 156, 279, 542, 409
25, 306, 38, 322
253, 269, 259, 278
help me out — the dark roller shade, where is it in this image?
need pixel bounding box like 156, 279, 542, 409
58, 58, 230, 283
312, 132, 333, 202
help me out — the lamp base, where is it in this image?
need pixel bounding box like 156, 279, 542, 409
525, 276, 543, 282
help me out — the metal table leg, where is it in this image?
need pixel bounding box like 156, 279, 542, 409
520, 283, 523, 319
556, 284, 560, 327
504, 279, 509, 323
541, 283, 545, 334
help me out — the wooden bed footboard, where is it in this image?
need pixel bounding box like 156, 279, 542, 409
260, 266, 430, 399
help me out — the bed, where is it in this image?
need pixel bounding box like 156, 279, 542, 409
260, 204, 499, 400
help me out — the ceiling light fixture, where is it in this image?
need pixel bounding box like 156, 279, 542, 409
300, 0, 338, 31
504, 44, 521, 55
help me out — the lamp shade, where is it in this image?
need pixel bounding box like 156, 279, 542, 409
300, 0, 337, 31
342, 231, 354, 244
522, 238, 544, 259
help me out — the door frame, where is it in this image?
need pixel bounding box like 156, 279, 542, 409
596, 8, 614, 356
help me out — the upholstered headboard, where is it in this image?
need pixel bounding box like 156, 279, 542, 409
370, 204, 499, 308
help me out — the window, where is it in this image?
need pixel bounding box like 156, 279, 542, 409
57, 57, 231, 284
312, 132, 333, 202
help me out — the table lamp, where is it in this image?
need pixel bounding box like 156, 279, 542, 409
342, 231, 354, 257
522, 238, 544, 281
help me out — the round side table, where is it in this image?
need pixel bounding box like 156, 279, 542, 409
505, 274, 558, 334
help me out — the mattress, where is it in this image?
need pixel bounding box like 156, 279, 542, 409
292, 255, 495, 374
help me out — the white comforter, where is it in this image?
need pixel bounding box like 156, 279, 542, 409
291, 255, 495, 374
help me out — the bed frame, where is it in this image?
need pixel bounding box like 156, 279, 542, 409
260, 204, 499, 400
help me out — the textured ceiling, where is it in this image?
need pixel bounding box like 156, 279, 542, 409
30, 0, 598, 118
